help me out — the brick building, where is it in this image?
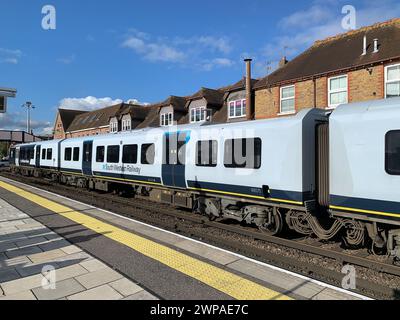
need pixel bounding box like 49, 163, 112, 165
254, 18, 400, 119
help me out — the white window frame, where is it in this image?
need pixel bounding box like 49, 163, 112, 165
279, 85, 296, 115
228, 99, 246, 119
385, 63, 400, 99
160, 112, 173, 126
190, 107, 207, 123
328, 74, 348, 108
110, 121, 118, 133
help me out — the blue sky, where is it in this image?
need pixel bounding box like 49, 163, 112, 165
1, 0, 399, 134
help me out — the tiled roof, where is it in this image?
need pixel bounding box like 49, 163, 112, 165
185, 87, 225, 107
254, 18, 400, 89
66, 104, 121, 132
57, 109, 87, 131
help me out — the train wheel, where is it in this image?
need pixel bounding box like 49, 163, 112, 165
258, 208, 283, 235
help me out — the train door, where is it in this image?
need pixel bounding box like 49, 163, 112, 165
35, 145, 41, 168
162, 131, 189, 189
82, 141, 93, 176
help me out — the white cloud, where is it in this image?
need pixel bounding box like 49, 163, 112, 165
122, 37, 186, 63
121, 29, 234, 70
257, 0, 400, 75
58, 96, 148, 111
0, 112, 51, 134
279, 5, 334, 29
201, 58, 236, 71
0, 48, 22, 64
58, 96, 123, 111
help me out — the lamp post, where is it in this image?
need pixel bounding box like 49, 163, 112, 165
21, 101, 35, 134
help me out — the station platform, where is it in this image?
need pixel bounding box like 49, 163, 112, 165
0, 176, 367, 300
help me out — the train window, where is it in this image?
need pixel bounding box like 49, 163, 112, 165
122, 144, 138, 164
96, 146, 105, 162
141, 143, 155, 165
42, 149, 46, 160
224, 138, 262, 169
47, 148, 52, 160
107, 145, 120, 163
385, 130, 400, 175
73, 147, 80, 161
64, 148, 72, 161
196, 140, 218, 167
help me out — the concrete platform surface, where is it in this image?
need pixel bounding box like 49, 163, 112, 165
0, 197, 157, 300
0, 176, 369, 300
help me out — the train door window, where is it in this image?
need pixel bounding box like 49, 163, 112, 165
73, 147, 80, 161
64, 148, 72, 161
96, 146, 105, 162
122, 144, 138, 164
46, 148, 52, 160
196, 140, 218, 167
42, 149, 46, 160
107, 145, 120, 163
224, 138, 261, 169
141, 143, 155, 164
385, 130, 400, 175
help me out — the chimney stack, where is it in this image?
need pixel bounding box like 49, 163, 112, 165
244, 58, 253, 120
373, 38, 379, 53
362, 35, 367, 55
279, 56, 288, 68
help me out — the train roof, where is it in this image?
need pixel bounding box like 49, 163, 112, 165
331, 97, 400, 119
16, 108, 323, 147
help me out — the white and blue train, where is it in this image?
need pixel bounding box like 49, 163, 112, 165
9, 98, 400, 260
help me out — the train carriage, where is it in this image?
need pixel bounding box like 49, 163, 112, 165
9, 97, 400, 261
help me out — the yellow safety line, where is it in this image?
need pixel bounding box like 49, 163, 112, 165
188, 187, 303, 205
330, 205, 400, 219
0, 181, 291, 300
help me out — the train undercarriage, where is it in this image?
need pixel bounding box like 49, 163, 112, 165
9, 165, 400, 264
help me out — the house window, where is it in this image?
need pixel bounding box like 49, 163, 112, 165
328, 75, 348, 108
110, 121, 118, 133
122, 119, 132, 131
160, 112, 173, 126
228, 99, 246, 119
190, 107, 207, 123
385, 64, 400, 98
280, 85, 295, 114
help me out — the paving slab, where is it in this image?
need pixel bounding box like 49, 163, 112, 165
123, 290, 159, 300
109, 278, 144, 296
67, 284, 123, 300
0, 290, 37, 300
1, 274, 44, 295
75, 267, 123, 289
32, 278, 86, 300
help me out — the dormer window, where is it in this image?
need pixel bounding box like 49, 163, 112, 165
190, 107, 206, 123
160, 112, 173, 126
122, 119, 131, 131
110, 120, 118, 133
228, 99, 246, 118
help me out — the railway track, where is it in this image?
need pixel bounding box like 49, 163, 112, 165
1, 169, 399, 300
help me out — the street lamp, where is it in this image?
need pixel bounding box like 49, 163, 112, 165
21, 101, 35, 134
